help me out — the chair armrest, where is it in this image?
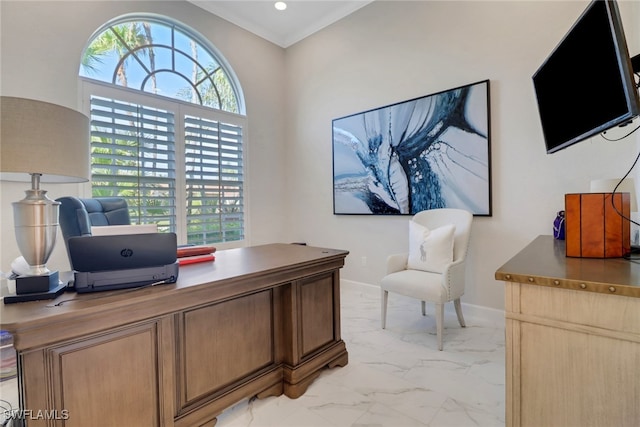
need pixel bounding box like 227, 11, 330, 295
442, 259, 467, 299
386, 253, 408, 275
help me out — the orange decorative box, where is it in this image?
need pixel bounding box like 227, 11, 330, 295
565, 193, 630, 258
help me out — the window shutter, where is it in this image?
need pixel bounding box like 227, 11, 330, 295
90, 96, 177, 229
185, 115, 244, 244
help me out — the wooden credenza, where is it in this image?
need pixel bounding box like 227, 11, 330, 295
1, 244, 349, 426
495, 235, 640, 427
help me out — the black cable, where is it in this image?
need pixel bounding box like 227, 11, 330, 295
601, 121, 640, 141
609, 150, 640, 227
606, 145, 640, 259
47, 278, 171, 307
597, 111, 640, 259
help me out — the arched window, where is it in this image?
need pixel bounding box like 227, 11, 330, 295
79, 15, 246, 246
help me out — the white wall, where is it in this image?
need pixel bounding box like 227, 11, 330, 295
1, 1, 639, 312
283, 0, 640, 310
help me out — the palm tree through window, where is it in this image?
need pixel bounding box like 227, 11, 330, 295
79, 16, 246, 246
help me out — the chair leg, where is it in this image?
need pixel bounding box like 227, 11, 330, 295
454, 298, 466, 328
436, 303, 444, 351
421, 300, 426, 316
381, 289, 388, 329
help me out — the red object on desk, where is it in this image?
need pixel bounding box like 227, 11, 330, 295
177, 245, 216, 258
178, 254, 215, 265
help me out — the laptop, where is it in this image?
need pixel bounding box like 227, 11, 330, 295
68, 233, 179, 293
91, 223, 158, 236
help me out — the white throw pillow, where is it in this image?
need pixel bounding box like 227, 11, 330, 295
407, 221, 456, 273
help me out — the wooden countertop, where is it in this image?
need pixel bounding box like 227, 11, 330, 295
495, 235, 640, 298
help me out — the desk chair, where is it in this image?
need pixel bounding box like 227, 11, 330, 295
56, 196, 130, 257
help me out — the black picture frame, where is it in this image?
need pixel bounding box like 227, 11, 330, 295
332, 79, 492, 216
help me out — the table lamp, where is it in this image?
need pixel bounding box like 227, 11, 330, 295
1, 96, 89, 301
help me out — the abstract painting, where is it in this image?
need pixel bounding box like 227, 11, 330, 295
332, 80, 491, 215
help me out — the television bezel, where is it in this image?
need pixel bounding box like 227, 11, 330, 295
533, 0, 640, 154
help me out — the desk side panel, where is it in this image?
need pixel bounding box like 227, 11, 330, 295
520, 322, 640, 427
50, 321, 163, 427
179, 290, 275, 408
300, 273, 335, 356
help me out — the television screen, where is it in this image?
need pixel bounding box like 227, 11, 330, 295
533, 0, 640, 154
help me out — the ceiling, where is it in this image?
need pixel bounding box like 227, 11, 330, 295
188, 1, 374, 48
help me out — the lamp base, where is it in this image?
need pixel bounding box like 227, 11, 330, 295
4, 278, 66, 305
15, 271, 59, 294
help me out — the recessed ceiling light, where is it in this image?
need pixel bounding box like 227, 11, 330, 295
275, 2, 287, 11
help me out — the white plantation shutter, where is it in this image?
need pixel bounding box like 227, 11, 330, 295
185, 115, 244, 244
90, 96, 177, 229
89, 94, 245, 245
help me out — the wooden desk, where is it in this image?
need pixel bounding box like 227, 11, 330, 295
1, 244, 349, 426
495, 235, 640, 427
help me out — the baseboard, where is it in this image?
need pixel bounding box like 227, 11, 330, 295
341, 278, 376, 289
454, 301, 505, 328
341, 279, 505, 328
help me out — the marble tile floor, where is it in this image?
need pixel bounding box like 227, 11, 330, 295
0, 281, 506, 427
217, 281, 506, 427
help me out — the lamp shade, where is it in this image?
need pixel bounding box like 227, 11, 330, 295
0, 96, 90, 182
590, 178, 638, 212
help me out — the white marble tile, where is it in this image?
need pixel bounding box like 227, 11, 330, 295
351, 402, 430, 427
216, 281, 506, 426
218, 395, 336, 427
429, 397, 505, 427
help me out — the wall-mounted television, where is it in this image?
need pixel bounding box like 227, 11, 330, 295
533, 0, 640, 154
